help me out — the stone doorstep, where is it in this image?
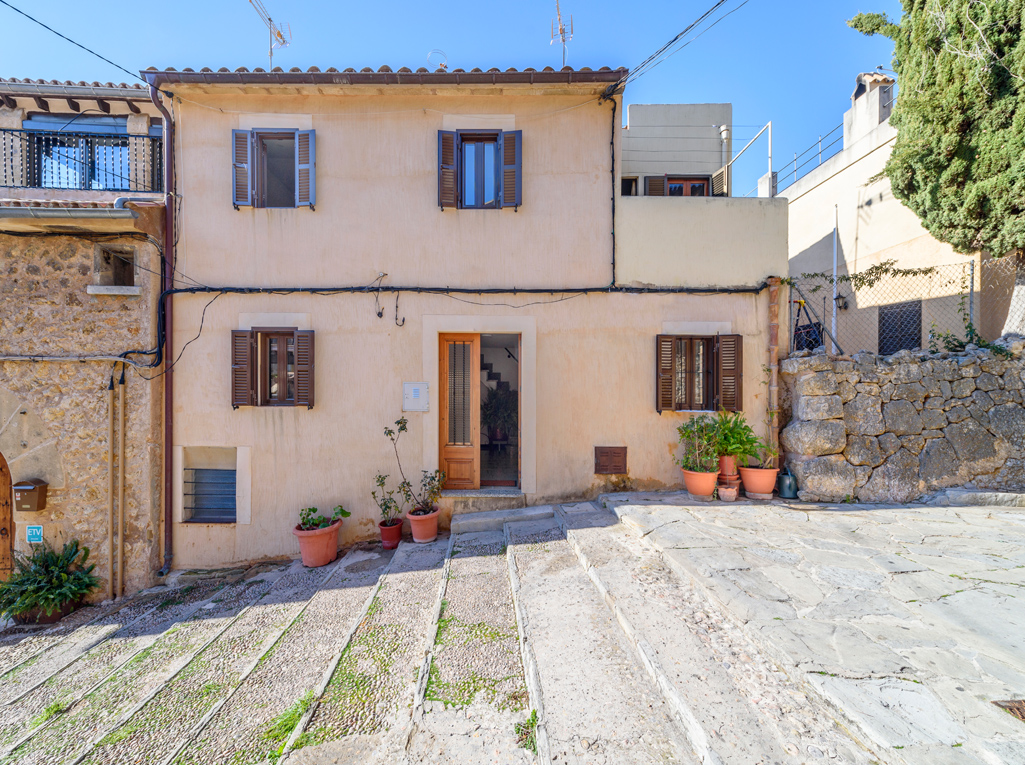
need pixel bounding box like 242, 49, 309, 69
449, 504, 555, 533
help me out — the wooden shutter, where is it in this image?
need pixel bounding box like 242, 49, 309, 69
655, 335, 677, 413
294, 330, 315, 409
231, 330, 256, 408
295, 130, 316, 208
232, 130, 251, 207
711, 166, 729, 197
595, 446, 627, 475
645, 175, 666, 196
715, 334, 743, 412
498, 130, 522, 208
438, 130, 458, 209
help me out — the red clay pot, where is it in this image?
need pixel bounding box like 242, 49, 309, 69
718, 455, 738, 477
406, 506, 440, 544
379, 519, 402, 550
718, 486, 739, 502
292, 519, 342, 567
681, 469, 719, 497
739, 467, 779, 496
13, 599, 81, 625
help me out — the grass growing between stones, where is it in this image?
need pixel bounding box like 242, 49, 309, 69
424, 659, 524, 711
29, 695, 67, 728
260, 690, 314, 763
514, 709, 538, 754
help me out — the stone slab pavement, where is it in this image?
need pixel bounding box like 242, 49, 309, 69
601, 493, 1025, 765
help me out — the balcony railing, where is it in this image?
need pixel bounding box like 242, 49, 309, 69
0, 128, 163, 193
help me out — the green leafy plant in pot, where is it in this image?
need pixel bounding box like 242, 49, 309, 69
481, 386, 517, 443
384, 417, 446, 543
0, 540, 98, 625
372, 473, 406, 549
740, 438, 780, 496
713, 410, 760, 477
293, 505, 350, 567
675, 415, 720, 497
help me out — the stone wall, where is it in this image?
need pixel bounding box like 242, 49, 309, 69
780, 340, 1025, 502
0, 213, 163, 597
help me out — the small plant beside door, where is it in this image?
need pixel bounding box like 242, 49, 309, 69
372, 473, 405, 550
382, 418, 446, 544
0, 540, 98, 624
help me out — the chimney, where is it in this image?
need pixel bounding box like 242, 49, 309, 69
843, 72, 896, 148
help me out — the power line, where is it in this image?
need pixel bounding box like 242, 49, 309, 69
0, 0, 145, 85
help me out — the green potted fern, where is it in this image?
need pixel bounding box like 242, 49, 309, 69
713, 411, 760, 477
0, 540, 99, 625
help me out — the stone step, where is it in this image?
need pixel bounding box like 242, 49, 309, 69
406, 529, 532, 764
449, 504, 554, 534
168, 546, 392, 765
283, 536, 450, 763
2, 573, 281, 765
555, 502, 800, 765
505, 517, 694, 765
0, 602, 122, 678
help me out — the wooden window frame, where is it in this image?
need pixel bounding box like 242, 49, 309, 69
457, 130, 500, 210
257, 328, 298, 407
667, 176, 712, 197
232, 129, 316, 210
656, 334, 743, 413
253, 131, 296, 209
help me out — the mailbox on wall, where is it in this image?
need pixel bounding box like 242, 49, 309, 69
13, 479, 48, 513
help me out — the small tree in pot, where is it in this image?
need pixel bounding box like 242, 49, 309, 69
740, 439, 780, 496
372, 473, 406, 549
293, 505, 350, 567
675, 415, 720, 497
384, 417, 446, 543
0, 540, 98, 624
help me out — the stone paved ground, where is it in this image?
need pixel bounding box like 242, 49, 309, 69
604, 492, 1025, 765
3, 494, 1023, 765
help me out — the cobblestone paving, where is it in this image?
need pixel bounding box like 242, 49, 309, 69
605, 494, 1025, 765
295, 538, 447, 754
3, 579, 262, 765
409, 530, 530, 764
0, 603, 114, 676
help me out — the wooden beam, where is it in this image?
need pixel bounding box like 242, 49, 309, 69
95, 98, 110, 114
66, 98, 80, 112
33, 96, 49, 112
126, 100, 141, 114
0, 94, 15, 109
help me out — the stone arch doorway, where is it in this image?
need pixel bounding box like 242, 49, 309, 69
0, 451, 11, 580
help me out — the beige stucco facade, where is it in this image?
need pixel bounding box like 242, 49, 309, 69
149, 70, 786, 569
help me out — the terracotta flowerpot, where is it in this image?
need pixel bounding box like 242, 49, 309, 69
739, 467, 779, 496
406, 506, 440, 544
13, 599, 81, 626
718, 486, 739, 502
681, 469, 719, 497
718, 456, 738, 477
293, 519, 342, 567
379, 519, 403, 550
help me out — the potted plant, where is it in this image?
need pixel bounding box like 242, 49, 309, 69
675, 415, 720, 497
0, 540, 98, 625
292, 505, 350, 567
481, 386, 517, 444
740, 439, 781, 496
384, 417, 447, 543
713, 410, 760, 478
372, 473, 405, 549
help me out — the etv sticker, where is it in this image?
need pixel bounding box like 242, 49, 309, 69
26, 525, 43, 544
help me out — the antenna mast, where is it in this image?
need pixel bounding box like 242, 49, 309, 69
551, 1, 573, 68
249, 0, 292, 70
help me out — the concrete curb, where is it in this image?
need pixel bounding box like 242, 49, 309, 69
556, 506, 725, 765
450, 505, 555, 533
504, 523, 552, 765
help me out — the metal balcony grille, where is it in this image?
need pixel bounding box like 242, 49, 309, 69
0, 128, 163, 192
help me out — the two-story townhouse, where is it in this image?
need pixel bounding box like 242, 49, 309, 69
140, 65, 788, 569
0, 79, 166, 597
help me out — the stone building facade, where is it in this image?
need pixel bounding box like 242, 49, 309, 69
781, 340, 1025, 502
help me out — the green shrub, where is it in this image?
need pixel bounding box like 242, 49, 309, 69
713, 411, 760, 462
675, 415, 720, 473
0, 540, 99, 619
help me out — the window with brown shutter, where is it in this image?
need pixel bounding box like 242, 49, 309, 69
645, 175, 666, 196
230, 328, 315, 409
655, 334, 743, 413
231, 129, 316, 210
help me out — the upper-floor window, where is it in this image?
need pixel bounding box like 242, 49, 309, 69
645, 175, 710, 197
232, 129, 315, 210
438, 130, 522, 210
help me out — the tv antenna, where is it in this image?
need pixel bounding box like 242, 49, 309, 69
249, 0, 292, 71
427, 49, 449, 71
551, 1, 573, 68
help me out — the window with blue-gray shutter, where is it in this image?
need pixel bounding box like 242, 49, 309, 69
438, 130, 522, 210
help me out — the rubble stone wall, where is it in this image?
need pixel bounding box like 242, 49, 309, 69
780, 340, 1025, 502
0, 215, 163, 597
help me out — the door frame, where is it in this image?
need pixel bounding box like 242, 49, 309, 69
438, 333, 481, 490
423, 316, 537, 495
0, 451, 12, 581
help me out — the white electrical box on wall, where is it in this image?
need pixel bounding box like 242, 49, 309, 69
403, 382, 429, 412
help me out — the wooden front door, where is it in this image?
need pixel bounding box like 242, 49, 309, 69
439, 334, 480, 490
0, 453, 11, 581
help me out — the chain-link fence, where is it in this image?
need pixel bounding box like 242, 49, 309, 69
790, 257, 1025, 356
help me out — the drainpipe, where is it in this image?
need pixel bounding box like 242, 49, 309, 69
107, 376, 115, 601
117, 367, 126, 598
150, 85, 175, 577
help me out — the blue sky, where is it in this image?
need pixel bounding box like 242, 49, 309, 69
1, 0, 901, 194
